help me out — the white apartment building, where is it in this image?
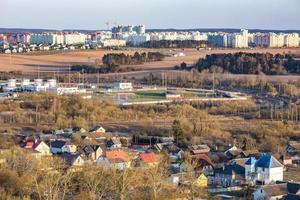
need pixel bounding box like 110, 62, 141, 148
126, 34, 150, 45
284, 33, 299, 47
254, 33, 269, 47
30, 33, 64, 45
227, 29, 248, 48
102, 39, 126, 47
253, 32, 298, 48
64, 33, 87, 45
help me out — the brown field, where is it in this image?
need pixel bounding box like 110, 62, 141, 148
0, 48, 300, 74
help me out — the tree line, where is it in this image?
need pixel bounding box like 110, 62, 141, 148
71, 52, 165, 73
192, 53, 300, 75
102, 52, 165, 67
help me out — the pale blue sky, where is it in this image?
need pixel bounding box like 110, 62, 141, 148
1, 0, 300, 30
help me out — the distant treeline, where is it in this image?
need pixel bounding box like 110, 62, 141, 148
103, 52, 165, 66
71, 51, 165, 73
139, 40, 208, 48
190, 53, 300, 75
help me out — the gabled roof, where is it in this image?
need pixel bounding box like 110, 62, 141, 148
23, 140, 35, 148
284, 194, 300, 200
261, 183, 288, 197
106, 150, 130, 163
61, 153, 82, 166
256, 154, 283, 168
89, 125, 105, 133
288, 143, 300, 151
214, 163, 245, 177
139, 152, 157, 163
83, 145, 101, 155
241, 149, 260, 158
190, 144, 210, 154
245, 157, 256, 165
287, 182, 300, 194
192, 154, 214, 167
50, 140, 66, 148
215, 158, 247, 180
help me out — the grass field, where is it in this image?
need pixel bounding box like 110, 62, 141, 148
1, 48, 299, 73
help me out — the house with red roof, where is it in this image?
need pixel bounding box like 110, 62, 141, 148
97, 149, 131, 170
23, 139, 51, 157
138, 152, 159, 167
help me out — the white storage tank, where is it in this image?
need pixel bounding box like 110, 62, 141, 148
34, 79, 43, 86
7, 79, 16, 87
47, 79, 57, 88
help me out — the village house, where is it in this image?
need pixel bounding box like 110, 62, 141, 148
138, 152, 158, 167
62, 142, 77, 153
196, 173, 209, 187
211, 158, 247, 187
97, 149, 131, 170
280, 155, 293, 166
253, 183, 288, 200
253, 182, 300, 200
107, 137, 122, 149
61, 153, 85, 168
50, 140, 66, 154
190, 144, 210, 155
169, 172, 208, 187
80, 145, 105, 162
287, 141, 300, 154
168, 146, 184, 162
49, 140, 76, 154
224, 145, 242, 160
23, 139, 51, 156
191, 153, 214, 174
245, 154, 283, 185
89, 125, 106, 134
240, 149, 260, 158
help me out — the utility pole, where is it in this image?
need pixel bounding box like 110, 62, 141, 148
38, 66, 40, 79
97, 71, 100, 85
68, 65, 71, 84
212, 72, 215, 96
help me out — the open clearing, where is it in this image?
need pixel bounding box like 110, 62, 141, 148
0, 48, 299, 73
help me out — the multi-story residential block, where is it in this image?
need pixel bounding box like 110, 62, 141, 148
227, 29, 248, 48
208, 34, 228, 47
63, 33, 86, 45
284, 33, 299, 47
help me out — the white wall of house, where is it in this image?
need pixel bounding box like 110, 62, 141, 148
35, 142, 51, 155
256, 167, 283, 184
97, 157, 130, 170
269, 167, 283, 183
62, 145, 77, 153
73, 157, 85, 167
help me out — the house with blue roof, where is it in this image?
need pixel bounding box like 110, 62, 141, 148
245, 153, 283, 185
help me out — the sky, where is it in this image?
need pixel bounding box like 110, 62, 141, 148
0, 0, 300, 30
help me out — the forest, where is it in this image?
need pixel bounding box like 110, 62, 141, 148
71, 52, 165, 73
193, 53, 300, 75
